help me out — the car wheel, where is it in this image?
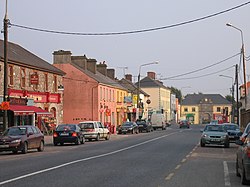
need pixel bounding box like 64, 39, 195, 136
75, 137, 80, 145
53, 142, 58, 146
200, 141, 205, 147
38, 141, 44, 152
22, 142, 28, 154
96, 134, 100, 141
236, 158, 240, 177
224, 142, 230, 148
105, 133, 110, 140
241, 164, 249, 185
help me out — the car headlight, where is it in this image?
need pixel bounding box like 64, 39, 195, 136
222, 135, 227, 138
11, 139, 21, 143
202, 134, 208, 138
129, 128, 133, 130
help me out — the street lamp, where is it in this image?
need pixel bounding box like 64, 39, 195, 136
219, 75, 235, 123
137, 61, 158, 119
226, 23, 247, 108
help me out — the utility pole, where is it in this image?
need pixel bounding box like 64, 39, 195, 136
3, 0, 9, 131
235, 64, 239, 126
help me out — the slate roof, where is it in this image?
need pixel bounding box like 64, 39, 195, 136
118, 78, 150, 96
135, 76, 169, 90
0, 39, 65, 75
70, 62, 128, 91
182, 94, 231, 105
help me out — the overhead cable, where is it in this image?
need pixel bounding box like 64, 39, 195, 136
8, 1, 250, 36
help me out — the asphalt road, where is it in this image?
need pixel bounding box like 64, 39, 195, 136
0, 125, 245, 187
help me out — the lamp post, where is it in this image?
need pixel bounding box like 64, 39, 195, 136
137, 62, 158, 119
226, 23, 247, 108
219, 75, 235, 123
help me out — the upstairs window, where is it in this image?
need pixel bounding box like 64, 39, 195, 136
44, 73, 48, 91
20, 68, 26, 88
8, 65, 14, 86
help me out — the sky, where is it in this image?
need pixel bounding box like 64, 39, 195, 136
0, 0, 250, 97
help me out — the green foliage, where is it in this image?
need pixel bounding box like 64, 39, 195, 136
170, 87, 182, 102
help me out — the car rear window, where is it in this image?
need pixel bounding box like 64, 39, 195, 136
79, 123, 94, 129
56, 124, 76, 131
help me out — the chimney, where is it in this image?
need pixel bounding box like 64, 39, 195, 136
53, 50, 72, 64
71, 55, 87, 70
97, 62, 107, 76
147, 72, 156, 79
87, 58, 97, 74
107, 69, 115, 79
125, 74, 132, 82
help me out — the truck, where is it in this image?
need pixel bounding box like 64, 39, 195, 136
150, 113, 166, 130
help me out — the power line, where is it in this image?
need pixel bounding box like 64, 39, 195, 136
160, 53, 240, 80
8, 1, 250, 36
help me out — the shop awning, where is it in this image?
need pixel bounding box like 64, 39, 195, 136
27, 106, 52, 117
9, 105, 52, 117
9, 105, 35, 116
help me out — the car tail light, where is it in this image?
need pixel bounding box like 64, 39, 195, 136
72, 132, 77, 137
53, 132, 58, 137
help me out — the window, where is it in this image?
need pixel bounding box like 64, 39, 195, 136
100, 87, 102, 100
53, 75, 57, 92
32, 71, 38, 90
192, 107, 195, 112
44, 73, 48, 91
217, 107, 221, 112
20, 68, 26, 88
184, 108, 188, 112
8, 65, 14, 86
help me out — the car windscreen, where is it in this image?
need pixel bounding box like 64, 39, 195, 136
56, 125, 76, 131
204, 125, 225, 132
79, 123, 94, 129
122, 123, 133, 127
4, 127, 26, 136
224, 125, 239, 131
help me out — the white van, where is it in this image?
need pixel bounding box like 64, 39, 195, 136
150, 113, 166, 130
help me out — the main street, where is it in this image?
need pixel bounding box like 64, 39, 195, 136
0, 125, 244, 187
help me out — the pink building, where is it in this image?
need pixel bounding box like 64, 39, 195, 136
53, 50, 127, 133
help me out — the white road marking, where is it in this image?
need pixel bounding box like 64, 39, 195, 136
165, 173, 175, 180
223, 161, 231, 187
0, 131, 179, 185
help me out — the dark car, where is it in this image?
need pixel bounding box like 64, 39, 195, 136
117, 122, 139, 134
0, 126, 44, 154
222, 123, 241, 142
235, 133, 250, 185
179, 120, 190, 128
136, 120, 153, 133
53, 124, 85, 146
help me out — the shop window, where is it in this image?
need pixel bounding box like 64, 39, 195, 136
184, 108, 188, 112
217, 107, 221, 112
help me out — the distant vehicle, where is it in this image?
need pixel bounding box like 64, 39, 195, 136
222, 123, 241, 142
210, 120, 218, 125
235, 132, 250, 185
200, 124, 230, 148
53, 124, 85, 146
78, 121, 110, 141
150, 113, 166, 130
136, 119, 153, 133
179, 120, 190, 128
117, 122, 139, 134
0, 126, 44, 154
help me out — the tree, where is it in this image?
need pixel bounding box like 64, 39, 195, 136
170, 87, 182, 102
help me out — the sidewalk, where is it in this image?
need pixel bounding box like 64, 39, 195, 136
44, 135, 53, 146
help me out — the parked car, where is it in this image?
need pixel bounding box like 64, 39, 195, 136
235, 133, 250, 185
222, 123, 241, 142
78, 121, 110, 141
179, 120, 190, 128
240, 122, 250, 141
200, 124, 230, 148
117, 122, 139, 134
210, 120, 218, 125
136, 119, 153, 133
53, 124, 85, 146
0, 126, 44, 154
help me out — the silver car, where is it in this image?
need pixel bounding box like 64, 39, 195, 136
200, 124, 230, 148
